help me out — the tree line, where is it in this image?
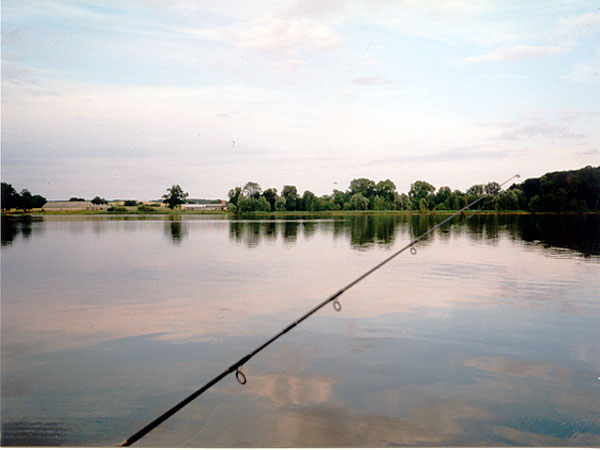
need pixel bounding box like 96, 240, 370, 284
226, 165, 599, 213
0, 182, 186, 212
1, 183, 47, 211
2, 166, 598, 214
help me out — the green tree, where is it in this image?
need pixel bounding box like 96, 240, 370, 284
228, 187, 242, 206
484, 182, 501, 195
1, 183, 20, 210
237, 196, 253, 212
349, 178, 376, 207
513, 188, 527, 210
575, 165, 599, 210
274, 195, 286, 211
451, 190, 465, 210
315, 195, 333, 211
332, 189, 346, 210
262, 188, 277, 211
375, 179, 397, 201
243, 181, 262, 199
373, 194, 386, 210
302, 190, 316, 211
408, 181, 435, 210
349, 193, 369, 210
256, 196, 271, 212
497, 190, 519, 210
435, 186, 451, 206
162, 185, 189, 209
91, 196, 108, 205
394, 192, 409, 210
281, 185, 298, 211
30, 194, 47, 209
466, 184, 484, 197
69, 197, 85, 202
529, 195, 542, 212
349, 178, 376, 197
19, 190, 34, 211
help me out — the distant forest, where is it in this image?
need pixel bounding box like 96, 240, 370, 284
2, 165, 599, 214
227, 165, 600, 213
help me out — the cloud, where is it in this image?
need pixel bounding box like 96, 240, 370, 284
465, 11, 600, 64
491, 120, 585, 141
222, 372, 341, 408
464, 356, 568, 381
351, 76, 396, 85
498, 123, 585, 140
575, 149, 599, 157
281, 0, 348, 19
558, 11, 600, 38
238, 398, 488, 446
201, 16, 341, 55
368, 0, 491, 17
561, 109, 600, 121
370, 146, 508, 166
561, 52, 600, 84
465, 44, 564, 62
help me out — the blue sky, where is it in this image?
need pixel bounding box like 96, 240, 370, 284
2, 0, 599, 200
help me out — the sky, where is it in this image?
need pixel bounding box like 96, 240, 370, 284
1, 0, 599, 200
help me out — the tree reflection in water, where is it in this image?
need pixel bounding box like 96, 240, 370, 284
225, 214, 599, 257
1, 216, 43, 246
2, 214, 597, 257
165, 215, 188, 245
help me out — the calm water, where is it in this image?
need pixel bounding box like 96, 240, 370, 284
1, 214, 599, 447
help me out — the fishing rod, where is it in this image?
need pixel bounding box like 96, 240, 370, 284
120, 174, 520, 447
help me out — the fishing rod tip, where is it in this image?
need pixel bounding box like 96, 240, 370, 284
119, 439, 130, 447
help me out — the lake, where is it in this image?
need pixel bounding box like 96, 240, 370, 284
1, 213, 599, 447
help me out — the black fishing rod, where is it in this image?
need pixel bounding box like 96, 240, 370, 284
120, 174, 520, 447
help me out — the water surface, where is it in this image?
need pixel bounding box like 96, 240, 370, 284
1, 214, 599, 446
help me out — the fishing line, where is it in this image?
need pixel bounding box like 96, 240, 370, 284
120, 174, 520, 447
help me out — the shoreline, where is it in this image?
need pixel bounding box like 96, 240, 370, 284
2, 210, 598, 217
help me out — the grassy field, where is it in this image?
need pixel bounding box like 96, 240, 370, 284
2, 206, 225, 215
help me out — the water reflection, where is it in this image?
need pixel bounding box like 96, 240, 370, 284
225, 214, 600, 257
165, 216, 189, 245
516, 214, 600, 257
3, 214, 598, 256
227, 372, 340, 408
1, 216, 44, 246
283, 221, 298, 243
1, 421, 72, 446
2, 214, 599, 447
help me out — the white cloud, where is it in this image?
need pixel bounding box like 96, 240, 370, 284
394, 0, 491, 16
281, 0, 348, 19
465, 10, 600, 64
200, 16, 341, 55
351, 76, 395, 86
466, 44, 564, 62
558, 11, 600, 37
485, 118, 585, 141
561, 52, 600, 84
575, 148, 599, 157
